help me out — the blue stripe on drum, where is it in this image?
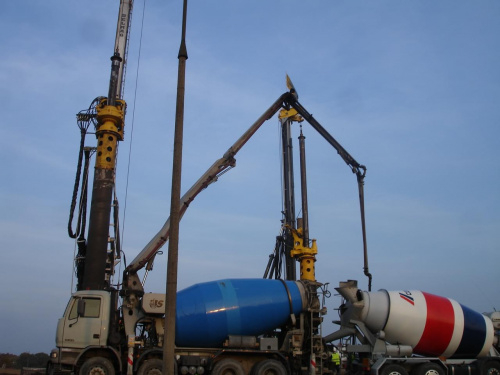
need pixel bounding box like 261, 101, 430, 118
453, 304, 486, 358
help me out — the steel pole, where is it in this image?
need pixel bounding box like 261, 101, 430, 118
281, 117, 296, 281
164, 1, 188, 374
298, 129, 309, 246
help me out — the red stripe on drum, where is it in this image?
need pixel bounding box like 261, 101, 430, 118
414, 292, 455, 356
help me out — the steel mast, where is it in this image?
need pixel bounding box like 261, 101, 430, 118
82, 0, 133, 291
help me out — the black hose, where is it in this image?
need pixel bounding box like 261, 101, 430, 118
68, 128, 86, 239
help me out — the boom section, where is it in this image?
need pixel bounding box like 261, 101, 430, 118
113, 0, 133, 100
285, 96, 366, 179
125, 92, 290, 275
284, 96, 372, 289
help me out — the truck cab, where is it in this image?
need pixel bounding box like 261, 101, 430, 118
51, 291, 113, 371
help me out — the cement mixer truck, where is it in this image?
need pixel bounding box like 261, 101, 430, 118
325, 280, 500, 375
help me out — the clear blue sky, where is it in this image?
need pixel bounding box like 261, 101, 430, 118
0, 1, 499, 355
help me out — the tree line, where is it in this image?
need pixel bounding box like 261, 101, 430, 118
0, 353, 49, 369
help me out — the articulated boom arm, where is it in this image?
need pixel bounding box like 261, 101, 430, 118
284, 95, 372, 290
125, 92, 290, 276
285, 96, 366, 180
125, 89, 371, 290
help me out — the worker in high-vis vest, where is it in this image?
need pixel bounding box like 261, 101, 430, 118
331, 347, 341, 374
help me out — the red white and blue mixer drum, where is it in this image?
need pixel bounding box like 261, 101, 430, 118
359, 290, 494, 358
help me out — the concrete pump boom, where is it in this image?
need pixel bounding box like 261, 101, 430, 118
125, 92, 290, 277
284, 95, 372, 289
125, 89, 371, 291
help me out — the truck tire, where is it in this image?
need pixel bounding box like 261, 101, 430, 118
414, 363, 445, 375
137, 359, 163, 375
481, 361, 500, 375
380, 364, 409, 375
79, 357, 115, 375
252, 359, 287, 375
211, 359, 245, 375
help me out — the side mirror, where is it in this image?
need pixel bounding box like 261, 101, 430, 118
77, 299, 86, 317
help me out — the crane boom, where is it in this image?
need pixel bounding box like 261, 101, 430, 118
125, 92, 289, 275
113, 0, 133, 100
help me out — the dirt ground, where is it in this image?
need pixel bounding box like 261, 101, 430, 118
0, 370, 20, 375
0, 369, 44, 375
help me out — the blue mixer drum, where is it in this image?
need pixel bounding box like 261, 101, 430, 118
175, 278, 307, 347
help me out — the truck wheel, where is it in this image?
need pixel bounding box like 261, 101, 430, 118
414, 363, 444, 375
79, 357, 115, 375
381, 364, 409, 375
211, 359, 245, 375
481, 361, 500, 375
252, 359, 287, 375
137, 359, 163, 375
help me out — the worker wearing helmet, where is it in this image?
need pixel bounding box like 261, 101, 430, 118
331, 347, 341, 374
